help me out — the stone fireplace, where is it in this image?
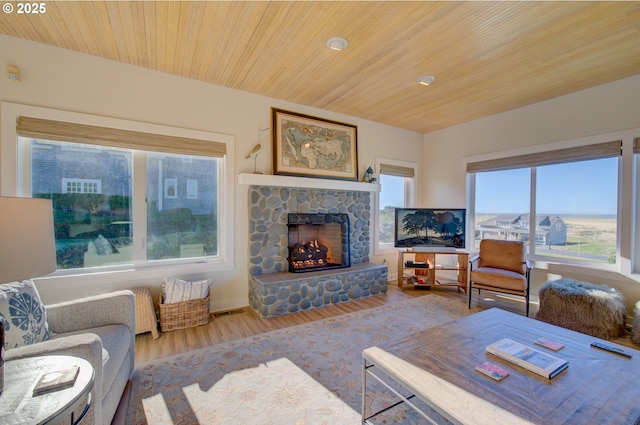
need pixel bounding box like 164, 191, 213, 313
245, 181, 388, 318
247, 186, 371, 274
287, 213, 350, 272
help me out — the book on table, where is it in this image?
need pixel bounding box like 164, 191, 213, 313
486, 338, 569, 379
33, 366, 80, 395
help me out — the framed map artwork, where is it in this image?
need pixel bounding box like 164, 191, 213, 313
271, 108, 358, 181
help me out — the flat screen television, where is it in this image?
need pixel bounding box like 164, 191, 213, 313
394, 208, 466, 250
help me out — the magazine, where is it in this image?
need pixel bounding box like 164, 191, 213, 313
534, 337, 564, 351
486, 338, 569, 379
475, 361, 510, 381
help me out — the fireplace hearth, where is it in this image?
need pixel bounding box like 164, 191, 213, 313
287, 213, 350, 273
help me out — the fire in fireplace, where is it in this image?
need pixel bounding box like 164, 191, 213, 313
287, 213, 351, 273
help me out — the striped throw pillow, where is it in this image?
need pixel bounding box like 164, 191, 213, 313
163, 277, 210, 304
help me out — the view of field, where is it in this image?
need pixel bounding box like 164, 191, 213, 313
474, 214, 617, 264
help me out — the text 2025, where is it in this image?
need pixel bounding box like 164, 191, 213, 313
17, 3, 46, 14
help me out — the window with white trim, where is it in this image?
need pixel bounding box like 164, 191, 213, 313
62, 178, 102, 194
468, 141, 621, 267
16, 115, 226, 272
375, 159, 417, 253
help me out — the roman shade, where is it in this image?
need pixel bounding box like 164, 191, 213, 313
467, 140, 622, 174
17, 116, 226, 157
379, 163, 415, 178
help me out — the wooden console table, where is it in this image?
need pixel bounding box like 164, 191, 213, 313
363, 308, 640, 424
397, 249, 468, 292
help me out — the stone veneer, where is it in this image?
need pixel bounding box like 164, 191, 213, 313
248, 185, 388, 317
250, 263, 388, 318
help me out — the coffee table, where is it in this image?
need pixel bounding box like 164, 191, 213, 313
362, 308, 640, 425
0, 355, 94, 424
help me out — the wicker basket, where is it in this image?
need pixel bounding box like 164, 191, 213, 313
159, 293, 210, 332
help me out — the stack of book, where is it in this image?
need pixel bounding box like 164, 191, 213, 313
486, 338, 569, 379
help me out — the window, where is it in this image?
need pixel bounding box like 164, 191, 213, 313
474, 168, 530, 250
62, 178, 102, 194
25, 139, 221, 270
147, 153, 218, 261
31, 140, 133, 269
469, 141, 621, 267
535, 159, 617, 264
375, 159, 417, 253
6, 106, 234, 277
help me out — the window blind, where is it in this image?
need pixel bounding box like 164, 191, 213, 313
379, 163, 415, 178
466, 140, 621, 173
17, 116, 226, 157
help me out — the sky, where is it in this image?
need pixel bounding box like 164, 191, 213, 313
475, 158, 618, 216
379, 174, 405, 208
380, 157, 618, 216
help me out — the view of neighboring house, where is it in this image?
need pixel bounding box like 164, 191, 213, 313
29, 139, 218, 268
476, 213, 567, 246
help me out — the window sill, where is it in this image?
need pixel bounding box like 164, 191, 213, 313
38, 258, 233, 286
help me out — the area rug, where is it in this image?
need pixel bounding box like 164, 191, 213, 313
126, 294, 483, 425
137, 356, 360, 425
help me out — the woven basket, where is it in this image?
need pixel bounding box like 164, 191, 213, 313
159, 293, 210, 332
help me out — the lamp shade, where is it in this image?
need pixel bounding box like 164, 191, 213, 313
0, 197, 57, 283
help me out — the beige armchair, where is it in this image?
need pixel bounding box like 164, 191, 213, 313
468, 240, 532, 316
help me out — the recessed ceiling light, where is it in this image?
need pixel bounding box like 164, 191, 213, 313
417, 75, 435, 86
326, 37, 348, 51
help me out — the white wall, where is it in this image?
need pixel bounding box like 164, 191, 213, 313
423, 74, 640, 310
0, 35, 423, 309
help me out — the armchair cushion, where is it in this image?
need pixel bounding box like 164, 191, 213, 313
478, 239, 526, 275
470, 267, 527, 292
0, 280, 50, 349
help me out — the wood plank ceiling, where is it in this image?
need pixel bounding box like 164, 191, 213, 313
1, 1, 639, 133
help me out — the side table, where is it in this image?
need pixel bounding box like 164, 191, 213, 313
132, 287, 160, 339
0, 355, 94, 424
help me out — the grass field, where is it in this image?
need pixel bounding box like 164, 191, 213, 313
548, 216, 616, 263
475, 215, 617, 263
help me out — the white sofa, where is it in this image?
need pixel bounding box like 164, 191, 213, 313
6, 290, 136, 425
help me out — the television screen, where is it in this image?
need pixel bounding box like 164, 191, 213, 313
394, 208, 466, 249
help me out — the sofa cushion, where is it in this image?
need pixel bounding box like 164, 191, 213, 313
94, 234, 116, 255
0, 280, 50, 349
51, 324, 132, 396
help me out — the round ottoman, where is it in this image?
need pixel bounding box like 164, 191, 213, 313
632, 300, 640, 345
536, 279, 626, 339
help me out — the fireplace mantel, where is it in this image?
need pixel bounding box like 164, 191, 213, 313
238, 173, 380, 192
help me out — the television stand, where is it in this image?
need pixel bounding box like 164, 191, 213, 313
397, 249, 468, 292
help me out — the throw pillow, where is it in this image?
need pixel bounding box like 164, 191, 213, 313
163, 277, 210, 304
94, 234, 114, 255
0, 280, 51, 349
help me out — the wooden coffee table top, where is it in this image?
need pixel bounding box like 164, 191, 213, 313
382, 308, 640, 425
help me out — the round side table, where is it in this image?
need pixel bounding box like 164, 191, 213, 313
0, 355, 94, 424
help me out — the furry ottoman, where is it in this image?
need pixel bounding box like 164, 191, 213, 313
536, 279, 626, 339
633, 300, 640, 345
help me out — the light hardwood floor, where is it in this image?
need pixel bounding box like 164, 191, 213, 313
135, 282, 534, 364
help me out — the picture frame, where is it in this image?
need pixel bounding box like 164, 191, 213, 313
272, 108, 358, 181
